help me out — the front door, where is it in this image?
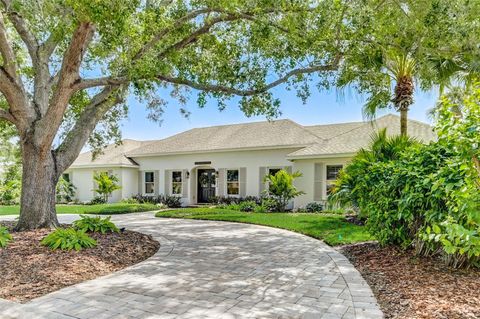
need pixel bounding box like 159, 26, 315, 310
197, 169, 216, 203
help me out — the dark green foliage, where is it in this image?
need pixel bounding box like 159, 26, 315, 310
0, 163, 21, 205
56, 176, 76, 203
73, 215, 119, 234
305, 202, 324, 213
238, 201, 257, 212
333, 106, 480, 268
41, 228, 97, 251
163, 195, 182, 208
131, 194, 181, 208
88, 196, 107, 205
0, 226, 13, 248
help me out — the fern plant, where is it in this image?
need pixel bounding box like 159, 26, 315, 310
73, 215, 119, 234
0, 226, 13, 248
41, 228, 97, 251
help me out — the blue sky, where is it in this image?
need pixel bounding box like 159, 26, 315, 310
120, 85, 439, 141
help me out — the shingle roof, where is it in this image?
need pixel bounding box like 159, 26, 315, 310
127, 119, 321, 156
286, 114, 436, 158
71, 114, 436, 166
71, 139, 148, 168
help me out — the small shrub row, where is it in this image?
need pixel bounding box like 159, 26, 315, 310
130, 194, 182, 208
208, 196, 262, 205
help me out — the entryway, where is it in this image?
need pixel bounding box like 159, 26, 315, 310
197, 169, 216, 203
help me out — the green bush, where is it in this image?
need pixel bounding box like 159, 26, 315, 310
332, 87, 480, 268
0, 226, 13, 248
305, 202, 324, 213
88, 196, 107, 205
73, 215, 119, 234
263, 170, 305, 211
41, 228, 97, 251
238, 201, 257, 212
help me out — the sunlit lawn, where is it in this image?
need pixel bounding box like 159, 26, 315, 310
156, 208, 373, 246
0, 203, 159, 216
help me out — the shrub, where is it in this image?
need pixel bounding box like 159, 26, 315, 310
56, 176, 76, 203
0, 226, 13, 248
260, 197, 280, 212
305, 202, 323, 213
238, 201, 257, 212
41, 228, 97, 251
263, 170, 305, 212
121, 198, 139, 204
332, 87, 480, 268
130, 194, 182, 207
73, 215, 119, 234
254, 205, 267, 213
163, 195, 182, 208
88, 196, 107, 205
93, 172, 121, 203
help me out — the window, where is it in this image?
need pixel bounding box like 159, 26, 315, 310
172, 171, 182, 195
326, 165, 343, 181
326, 165, 343, 196
268, 168, 281, 177
227, 169, 239, 195
145, 172, 154, 194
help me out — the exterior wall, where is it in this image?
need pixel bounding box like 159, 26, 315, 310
292, 157, 352, 208
66, 151, 351, 208
133, 148, 300, 205
121, 167, 139, 199
66, 167, 128, 203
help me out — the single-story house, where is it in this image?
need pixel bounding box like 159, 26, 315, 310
65, 114, 436, 208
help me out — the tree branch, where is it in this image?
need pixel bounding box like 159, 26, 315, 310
1, 0, 39, 63
0, 13, 17, 77
38, 22, 96, 146
156, 59, 340, 96
71, 76, 127, 92
56, 85, 123, 172
0, 108, 15, 123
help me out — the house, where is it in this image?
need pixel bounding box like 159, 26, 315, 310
65, 114, 436, 208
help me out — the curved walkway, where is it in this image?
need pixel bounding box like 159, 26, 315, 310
0, 213, 382, 319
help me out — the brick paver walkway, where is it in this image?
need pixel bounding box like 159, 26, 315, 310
0, 213, 383, 319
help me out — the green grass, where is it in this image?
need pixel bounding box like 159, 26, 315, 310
0, 203, 159, 216
155, 208, 372, 246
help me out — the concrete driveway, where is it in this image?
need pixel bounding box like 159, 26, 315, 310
0, 213, 382, 319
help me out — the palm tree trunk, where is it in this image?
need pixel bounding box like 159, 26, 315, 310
400, 108, 408, 136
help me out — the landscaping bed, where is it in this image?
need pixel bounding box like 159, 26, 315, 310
0, 221, 159, 303
340, 243, 480, 319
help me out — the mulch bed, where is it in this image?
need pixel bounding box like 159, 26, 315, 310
0, 221, 160, 303
340, 243, 480, 319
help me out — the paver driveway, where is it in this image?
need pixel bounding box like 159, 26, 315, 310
0, 213, 382, 319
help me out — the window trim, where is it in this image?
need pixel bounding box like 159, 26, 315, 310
171, 170, 183, 196
144, 171, 155, 195
226, 168, 240, 197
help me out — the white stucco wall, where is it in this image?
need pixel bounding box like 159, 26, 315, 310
66, 150, 351, 208
292, 157, 351, 208
66, 167, 127, 203
133, 148, 300, 205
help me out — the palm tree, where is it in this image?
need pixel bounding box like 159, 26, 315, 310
385, 53, 416, 136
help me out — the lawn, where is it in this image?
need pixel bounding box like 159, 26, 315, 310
155, 208, 372, 246
0, 203, 159, 216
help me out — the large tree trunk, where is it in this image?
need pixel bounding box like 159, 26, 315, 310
15, 140, 60, 231
400, 108, 408, 136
